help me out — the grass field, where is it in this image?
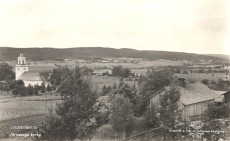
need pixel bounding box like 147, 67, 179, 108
0, 94, 62, 121
0, 114, 46, 139
174, 73, 229, 82
90, 75, 138, 91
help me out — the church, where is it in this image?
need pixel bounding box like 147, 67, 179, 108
15, 54, 49, 87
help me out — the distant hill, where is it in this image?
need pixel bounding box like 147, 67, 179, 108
0, 47, 225, 61
205, 54, 230, 60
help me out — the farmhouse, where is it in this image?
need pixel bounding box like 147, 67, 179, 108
146, 82, 225, 122
15, 54, 50, 87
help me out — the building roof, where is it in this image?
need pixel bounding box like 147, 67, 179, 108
146, 82, 226, 106
18, 72, 42, 81
177, 82, 223, 105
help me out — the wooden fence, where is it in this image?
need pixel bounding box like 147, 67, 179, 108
120, 127, 164, 141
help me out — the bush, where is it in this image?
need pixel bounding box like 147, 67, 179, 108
206, 103, 230, 120
202, 79, 208, 85
12, 88, 19, 95
52, 85, 56, 91
144, 106, 160, 128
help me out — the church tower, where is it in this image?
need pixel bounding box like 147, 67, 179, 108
15, 54, 29, 80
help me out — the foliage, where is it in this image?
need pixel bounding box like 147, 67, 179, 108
101, 85, 110, 96
12, 88, 19, 95
138, 74, 146, 85
0, 63, 15, 81
113, 82, 117, 89
206, 103, 230, 120
39, 66, 100, 140
50, 67, 72, 85
0, 47, 224, 62
139, 68, 173, 99
16, 80, 24, 87
5, 75, 13, 82
202, 79, 209, 85
109, 83, 142, 115
33, 85, 39, 95
46, 84, 52, 92
26, 84, 34, 95
81, 65, 94, 75
158, 86, 182, 139
203, 119, 228, 141
19, 86, 27, 96
110, 95, 134, 137
41, 82, 46, 93
112, 66, 131, 78
52, 85, 56, 91
144, 106, 160, 128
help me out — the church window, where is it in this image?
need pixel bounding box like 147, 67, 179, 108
24, 68, 26, 70
17, 68, 20, 70
22, 60, 24, 64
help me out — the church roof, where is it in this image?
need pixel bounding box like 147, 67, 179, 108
18, 72, 42, 81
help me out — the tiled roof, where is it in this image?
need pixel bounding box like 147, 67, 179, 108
147, 82, 226, 105
177, 82, 222, 105
18, 72, 42, 81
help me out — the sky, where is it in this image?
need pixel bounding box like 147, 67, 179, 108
0, 0, 229, 55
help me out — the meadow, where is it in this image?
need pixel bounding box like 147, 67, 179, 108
174, 73, 229, 82
0, 94, 61, 121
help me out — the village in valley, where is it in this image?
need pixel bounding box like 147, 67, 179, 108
0, 0, 229, 140
0, 48, 230, 141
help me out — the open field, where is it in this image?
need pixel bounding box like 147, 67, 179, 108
0, 94, 62, 121
7, 58, 183, 72
0, 114, 46, 140
90, 75, 138, 90
174, 73, 229, 82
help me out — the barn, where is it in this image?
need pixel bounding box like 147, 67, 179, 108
146, 82, 225, 122
222, 91, 230, 106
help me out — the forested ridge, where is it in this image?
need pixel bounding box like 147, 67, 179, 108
0, 47, 224, 61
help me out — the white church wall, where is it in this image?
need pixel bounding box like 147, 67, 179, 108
15, 66, 29, 80
24, 81, 43, 87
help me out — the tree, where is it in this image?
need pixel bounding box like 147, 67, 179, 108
27, 84, 34, 95
52, 85, 56, 91
16, 80, 24, 87
50, 67, 72, 85
110, 95, 134, 138
121, 68, 131, 78
9, 82, 15, 90
12, 88, 19, 95
33, 85, 39, 95
206, 103, 230, 120
5, 75, 13, 82
38, 66, 99, 141
19, 86, 27, 96
202, 79, 209, 85
101, 85, 108, 96
46, 84, 52, 92
144, 106, 160, 128
112, 66, 122, 77
158, 86, 182, 140
0, 63, 15, 81
113, 82, 117, 89
112, 66, 131, 78
41, 82, 46, 93
140, 68, 173, 99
